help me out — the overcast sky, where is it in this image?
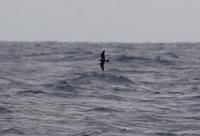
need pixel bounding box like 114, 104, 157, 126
0, 0, 199, 42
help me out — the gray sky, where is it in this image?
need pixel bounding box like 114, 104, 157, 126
0, 0, 200, 42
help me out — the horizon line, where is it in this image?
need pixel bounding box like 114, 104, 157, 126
0, 40, 200, 44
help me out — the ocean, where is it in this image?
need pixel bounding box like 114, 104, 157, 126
0, 42, 200, 136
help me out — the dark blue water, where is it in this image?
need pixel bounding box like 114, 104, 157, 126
0, 42, 200, 136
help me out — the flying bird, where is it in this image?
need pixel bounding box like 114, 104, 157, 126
99, 50, 109, 71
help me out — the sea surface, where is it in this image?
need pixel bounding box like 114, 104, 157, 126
0, 42, 200, 136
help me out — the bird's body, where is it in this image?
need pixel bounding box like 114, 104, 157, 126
99, 50, 109, 71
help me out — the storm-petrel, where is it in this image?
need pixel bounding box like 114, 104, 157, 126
99, 50, 109, 71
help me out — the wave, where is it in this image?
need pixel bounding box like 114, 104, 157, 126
25, 52, 56, 57
115, 55, 175, 66
183, 95, 200, 101
16, 90, 45, 96
48, 80, 75, 91
73, 131, 102, 136
116, 55, 152, 63
73, 72, 133, 84
0, 128, 24, 135
155, 57, 175, 65
163, 52, 179, 59
112, 86, 133, 92
152, 132, 177, 136
0, 107, 11, 114
44, 80, 81, 98
43, 72, 132, 97
85, 107, 121, 113
109, 68, 159, 75
98, 94, 126, 101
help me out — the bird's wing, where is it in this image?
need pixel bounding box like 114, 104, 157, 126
101, 50, 105, 60
100, 61, 104, 71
